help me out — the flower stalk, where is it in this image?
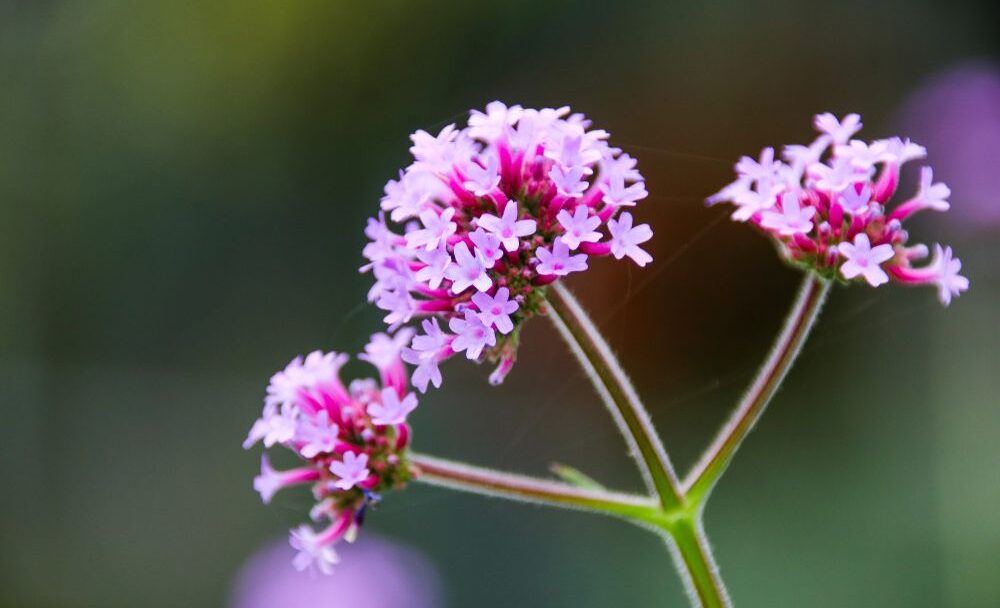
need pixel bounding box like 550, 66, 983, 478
666, 515, 731, 608
683, 274, 830, 504
411, 452, 730, 607
544, 282, 732, 606
544, 282, 686, 512
410, 452, 678, 528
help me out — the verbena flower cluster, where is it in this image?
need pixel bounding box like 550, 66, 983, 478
243, 334, 417, 575
708, 112, 969, 305
362, 102, 653, 389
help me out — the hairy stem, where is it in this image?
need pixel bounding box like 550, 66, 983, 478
665, 515, 731, 608
684, 274, 830, 503
410, 452, 675, 526
414, 276, 829, 607
545, 282, 685, 511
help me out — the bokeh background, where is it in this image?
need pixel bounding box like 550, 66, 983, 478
1, 1, 998, 606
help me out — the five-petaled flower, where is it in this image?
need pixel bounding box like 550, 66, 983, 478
329, 452, 371, 491
368, 387, 419, 426
838, 233, 895, 286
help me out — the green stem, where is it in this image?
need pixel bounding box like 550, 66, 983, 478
683, 274, 830, 504
665, 515, 731, 608
545, 282, 686, 512
411, 453, 729, 606
413, 276, 829, 607
409, 452, 676, 527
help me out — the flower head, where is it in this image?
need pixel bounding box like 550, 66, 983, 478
363, 102, 655, 388
244, 347, 420, 574
708, 112, 969, 305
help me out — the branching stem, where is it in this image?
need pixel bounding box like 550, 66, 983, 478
410, 452, 679, 529
412, 274, 830, 608
544, 282, 686, 512
684, 275, 830, 503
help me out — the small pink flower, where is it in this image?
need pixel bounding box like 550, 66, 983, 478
736, 147, 779, 182
914, 167, 951, 211
367, 388, 419, 425
296, 411, 340, 459
835, 139, 889, 170
448, 310, 497, 360
471, 287, 519, 334
359, 329, 415, 375
838, 234, 895, 286
556, 206, 602, 250
469, 228, 503, 263
809, 157, 866, 193
253, 455, 321, 504
536, 240, 589, 276
444, 242, 491, 293
289, 524, 340, 575
927, 244, 969, 306
409, 124, 474, 173
814, 112, 862, 145
462, 152, 501, 196
607, 212, 653, 266
329, 452, 371, 491
881, 137, 927, 164
760, 191, 817, 236
406, 207, 458, 251
402, 318, 449, 393
549, 163, 592, 197
414, 245, 452, 289
468, 100, 523, 140
599, 171, 648, 207
477, 201, 537, 252
837, 183, 872, 215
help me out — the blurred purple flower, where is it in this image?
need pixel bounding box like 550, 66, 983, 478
898, 61, 1000, 229
231, 534, 442, 608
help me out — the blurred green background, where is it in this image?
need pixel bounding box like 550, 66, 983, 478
1, 1, 998, 606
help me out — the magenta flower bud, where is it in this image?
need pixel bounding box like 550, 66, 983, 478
488, 354, 516, 386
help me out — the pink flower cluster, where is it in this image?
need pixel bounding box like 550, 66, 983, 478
362, 102, 653, 388
709, 113, 969, 305
243, 335, 418, 575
